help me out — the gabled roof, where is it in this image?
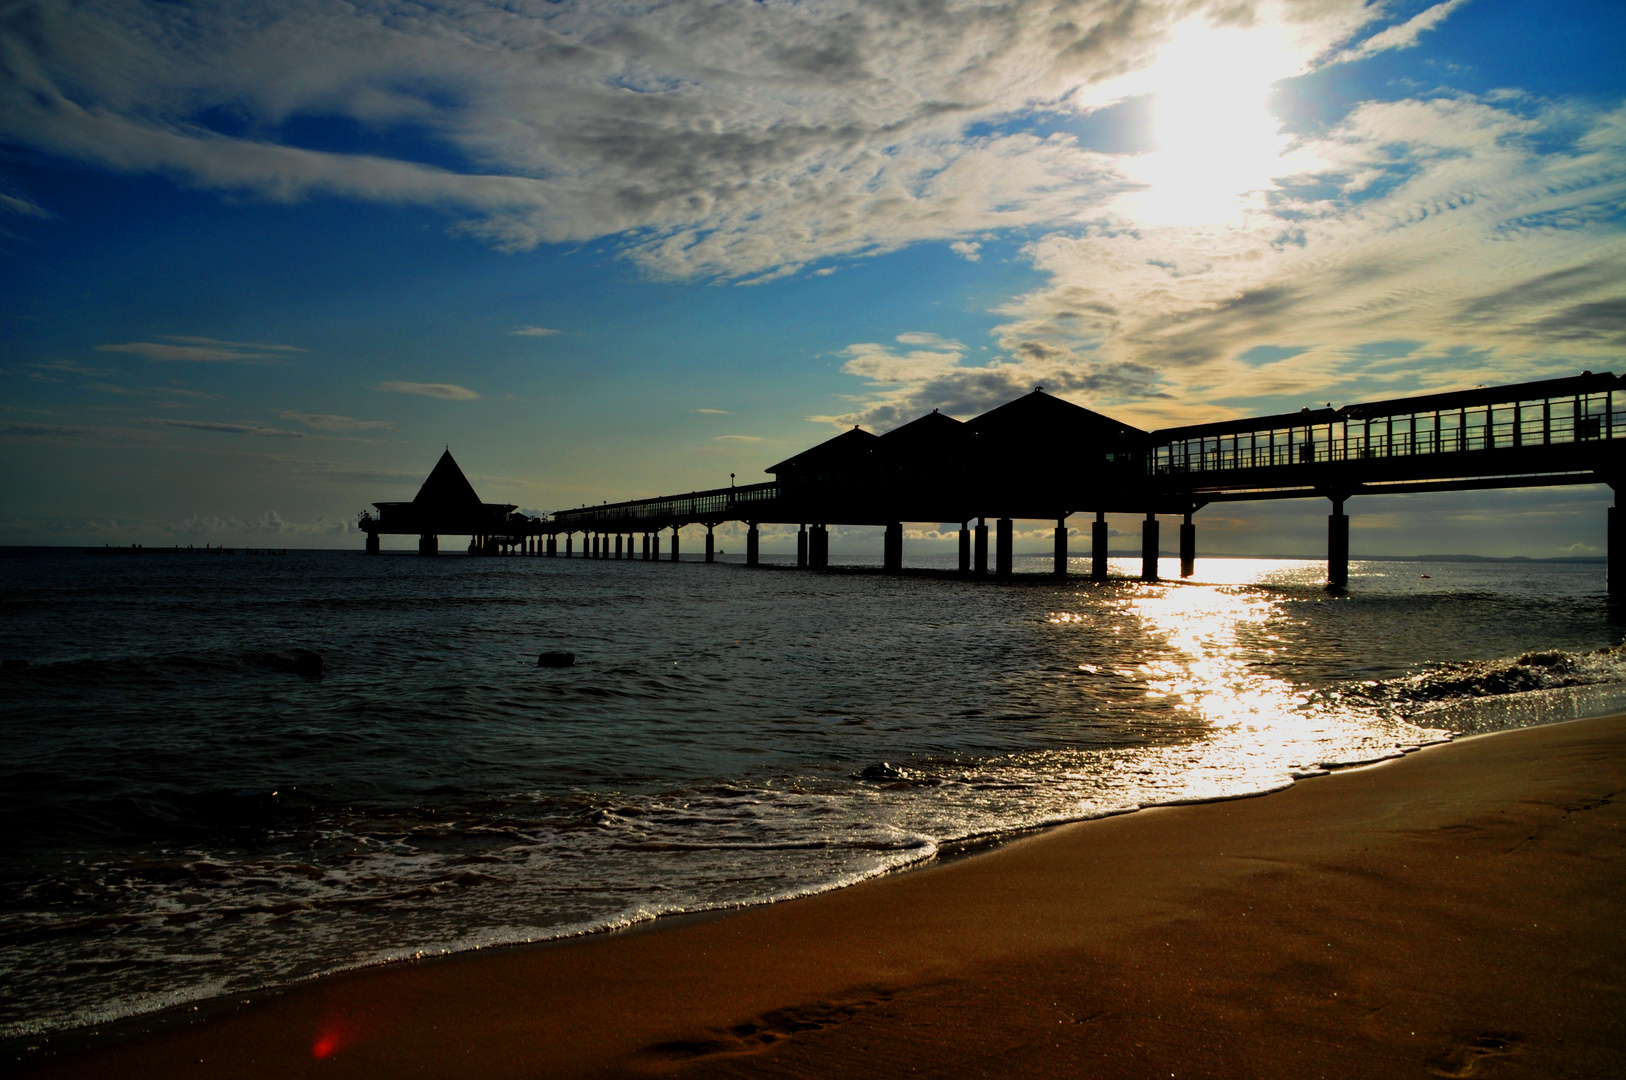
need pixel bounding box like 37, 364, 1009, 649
765, 426, 880, 475
964, 388, 1144, 442
878, 408, 966, 449
413, 449, 486, 513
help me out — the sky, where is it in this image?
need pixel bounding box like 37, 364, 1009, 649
2, 0, 1623, 558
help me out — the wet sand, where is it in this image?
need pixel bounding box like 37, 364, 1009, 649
21, 713, 1626, 1079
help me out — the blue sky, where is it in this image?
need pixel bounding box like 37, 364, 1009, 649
2, 0, 1623, 557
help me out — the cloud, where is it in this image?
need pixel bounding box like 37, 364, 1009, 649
691, 408, 731, 415
97, 336, 305, 363
1330, 0, 1472, 64
168, 511, 354, 537
280, 410, 393, 432
510, 325, 563, 337
375, 381, 480, 400
817, 330, 1166, 430
949, 240, 982, 262
0, 0, 1392, 282
0, 188, 49, 218
141, 418, 305, 437
954, 95, 1626, 428
32, 360, 111, 377
713, 434, 763, 442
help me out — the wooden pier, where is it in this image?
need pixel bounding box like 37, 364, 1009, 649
361, 373, 1626, 593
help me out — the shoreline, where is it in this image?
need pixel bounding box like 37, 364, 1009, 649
0, 733, 1443, 1058
16, 711, 1625, 1078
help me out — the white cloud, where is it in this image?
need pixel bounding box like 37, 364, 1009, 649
1330, 0, 1472, 64
376, 381, 480, 400
949, 240, 982, 261
0, 0, 1389, 281
510, 326, 563, 337
691, 408, 731, 414
713, 434, 763, 442
976, 95, 1626, 428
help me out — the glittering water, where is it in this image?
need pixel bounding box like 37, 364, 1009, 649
2, 547, 1623, 1037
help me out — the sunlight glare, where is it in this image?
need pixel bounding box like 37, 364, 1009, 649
1117, 24, 1297, 226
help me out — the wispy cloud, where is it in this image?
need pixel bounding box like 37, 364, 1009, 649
0, 0, 1395, 282
1330, 0, 1472, 64
376, 381, 480, 400
279, 411, 393, 432
140, 418, 305, 437
691, 408, 732, 415
167, 511, 353, 537
713, 434, 763, 442
97, 336, 304, 363
30, 360, 108, 378
510, 326, 563, 337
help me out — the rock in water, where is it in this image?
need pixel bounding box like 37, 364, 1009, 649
860, 762, 908, 781
294, 650, 324, 678
537, 651, 575, 668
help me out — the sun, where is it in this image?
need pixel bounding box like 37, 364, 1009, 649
1115, 24, 1299, 226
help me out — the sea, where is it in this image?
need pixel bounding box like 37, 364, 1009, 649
3, 545, 1625, 1040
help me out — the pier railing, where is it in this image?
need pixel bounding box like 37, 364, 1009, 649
549, 481, 781, 531
1148, 374, 1621, 478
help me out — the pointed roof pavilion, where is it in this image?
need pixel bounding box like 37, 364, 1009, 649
412, 448, 487, 514
365, 449, 518, 536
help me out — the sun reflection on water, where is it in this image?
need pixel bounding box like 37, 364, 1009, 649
1024, 559, 1454, 817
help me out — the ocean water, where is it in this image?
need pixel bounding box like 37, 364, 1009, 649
2, 546, 1624, 1038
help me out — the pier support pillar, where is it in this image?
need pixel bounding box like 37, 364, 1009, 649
705, 525, 715, 563
884, 522, 903, 572
974, 517, 989, 576
643, 533, 650, 560
746, 523, 759, 566
547, 535, 556, 557
419, 533, 438, 556
615, 534, 623, 559
958, 522, 971, 574
1328, 497, 1349, 589
652, 531, 660, 560
1180, 512, 1196, 578
797, 524, 808, 569
1612, 504, 1623, 598
670, 527, 680, 562
565, 534, 574, 557
1054, 517, 1068, 577
1092, 512, 1108, 582
996, 517, 1013, 577
366, 532, 380, 555
811, 525, 829, 569
1141, 513, 1158, 581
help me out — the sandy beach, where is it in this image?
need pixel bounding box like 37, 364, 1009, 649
19, 712, 1624, 1079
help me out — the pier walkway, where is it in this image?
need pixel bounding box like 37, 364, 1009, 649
363, 372, 1626, 592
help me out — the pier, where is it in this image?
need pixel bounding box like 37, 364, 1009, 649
361, 372, 1626, 592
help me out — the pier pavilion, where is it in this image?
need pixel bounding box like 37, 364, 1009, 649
357, 449, 537, 555
366, 373, 1626, 593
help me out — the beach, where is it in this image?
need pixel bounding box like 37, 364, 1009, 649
20, 711, 1623, 1079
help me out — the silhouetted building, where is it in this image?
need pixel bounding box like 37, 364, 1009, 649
359, 449, 522, 554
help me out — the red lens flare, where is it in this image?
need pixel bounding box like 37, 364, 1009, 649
312, 1023, 350, 1059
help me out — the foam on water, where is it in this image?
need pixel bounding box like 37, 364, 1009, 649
1, 549, 1621, 1037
